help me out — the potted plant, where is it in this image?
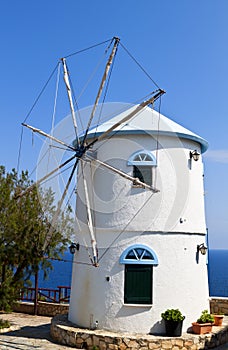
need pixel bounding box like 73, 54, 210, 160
192, 310, 214, 334
212, 313, 224, 326
161, 309, 185, 337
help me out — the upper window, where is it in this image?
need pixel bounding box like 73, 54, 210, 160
132, 165, 152, 186
127, 150, 157, 186
127, 150, 157, 166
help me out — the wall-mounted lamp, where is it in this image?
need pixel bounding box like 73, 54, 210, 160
69, 242, 80, 255
197, 243, 207, 255
189, 150, 200, 161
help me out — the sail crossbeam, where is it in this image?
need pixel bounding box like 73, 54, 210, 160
22, 123, 76, 151
42, 159, 79, 252
86, 156, 159, 192
61, 58, 80, 145
82, 162, 98, 266
86, 89, 165, 149
81, 37, 120, 146
15, 154, 77, 198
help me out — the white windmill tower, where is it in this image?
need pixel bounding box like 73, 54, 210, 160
21, 37, 209, 334
68, 103, 209, 334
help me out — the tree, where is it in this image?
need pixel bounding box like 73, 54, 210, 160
0, 166, 74, 310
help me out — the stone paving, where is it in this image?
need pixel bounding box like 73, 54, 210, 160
0, 312, 227, 349
0, 312, 72, 349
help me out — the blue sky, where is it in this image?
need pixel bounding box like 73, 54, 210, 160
0, 1, 227, 249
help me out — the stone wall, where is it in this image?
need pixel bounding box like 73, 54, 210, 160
13, 301, 69, 317
14, 298, 227, 319
51, 314, 228, 350
210, 298, 228, 315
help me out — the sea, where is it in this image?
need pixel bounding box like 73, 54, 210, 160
34, 249, 228, 297
208, 249, 228, 297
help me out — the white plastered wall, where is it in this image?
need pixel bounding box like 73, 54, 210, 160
69, 132, 209, 334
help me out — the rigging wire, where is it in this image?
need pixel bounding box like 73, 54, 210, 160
30, 146, 51, 178
51, 63, 61, 137
74, 40, 114, 103
67, 50, 111, 133
47, 144, 74, 152
44, 255, 92, 266
92, 96, 163, 263
23, 63, 60, 124
64, 38, 113, 59
23, 125, 72, 178
119, 42, 160, 89
17, 126, 24, 174
64, 185, 77, 211
98, 190, 156, 263
86, 93, 161, 156
27, 143, 73, 180
42, 158, 79, 253
64, 38, 116, 135
17, 63, 60, 174
17, 37, 165, 267
47, 62, 61, 174
39, 162, 75, 187
68, 74, 84, 132
90, 89, 161, 134
18, 130, 54, 179
74, 198, 95, 266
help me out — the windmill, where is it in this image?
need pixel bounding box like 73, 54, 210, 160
18, 37, 209, 334
19, 37, 165, 267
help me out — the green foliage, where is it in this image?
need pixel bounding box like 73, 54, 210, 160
0, 166, 74, 311
38, 294, 47, 301
0, 319, 11, 329
161, 309, 185, 322
197, 310, 214, 324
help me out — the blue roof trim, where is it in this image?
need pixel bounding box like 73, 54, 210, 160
120, 244, 158, 265
82, 130, 208, 153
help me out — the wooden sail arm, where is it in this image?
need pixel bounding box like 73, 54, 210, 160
81, 37, 120, 146
61, 58, 80, 145
82, 163, 98, 266
85, 156, 159, 193
15, 154, 77, 199
86, 89, 165, 149
22, 122, 76, 151
42, 158, 79, 252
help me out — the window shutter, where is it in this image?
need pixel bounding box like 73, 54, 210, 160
124, 264, 152, 304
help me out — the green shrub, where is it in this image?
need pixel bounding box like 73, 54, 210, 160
161, 309, 185, 322
197, 310, 214, 324
38, 294, 47, 301
0, 319, 11, 329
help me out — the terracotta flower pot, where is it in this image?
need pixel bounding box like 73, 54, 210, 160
192, 322, 213, 335
213, 315, 224, 326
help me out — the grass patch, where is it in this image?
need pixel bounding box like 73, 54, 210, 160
0, 319, 10, 329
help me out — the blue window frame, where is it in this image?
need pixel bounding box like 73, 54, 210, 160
120, 244, 158, 265
120, 245, 158, 305
127, 150, 157, 166
127, 150, 157, 186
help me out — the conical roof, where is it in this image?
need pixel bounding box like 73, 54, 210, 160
84, 103, 208, 153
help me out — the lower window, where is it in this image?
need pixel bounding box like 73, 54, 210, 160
124, 264, 152, 304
